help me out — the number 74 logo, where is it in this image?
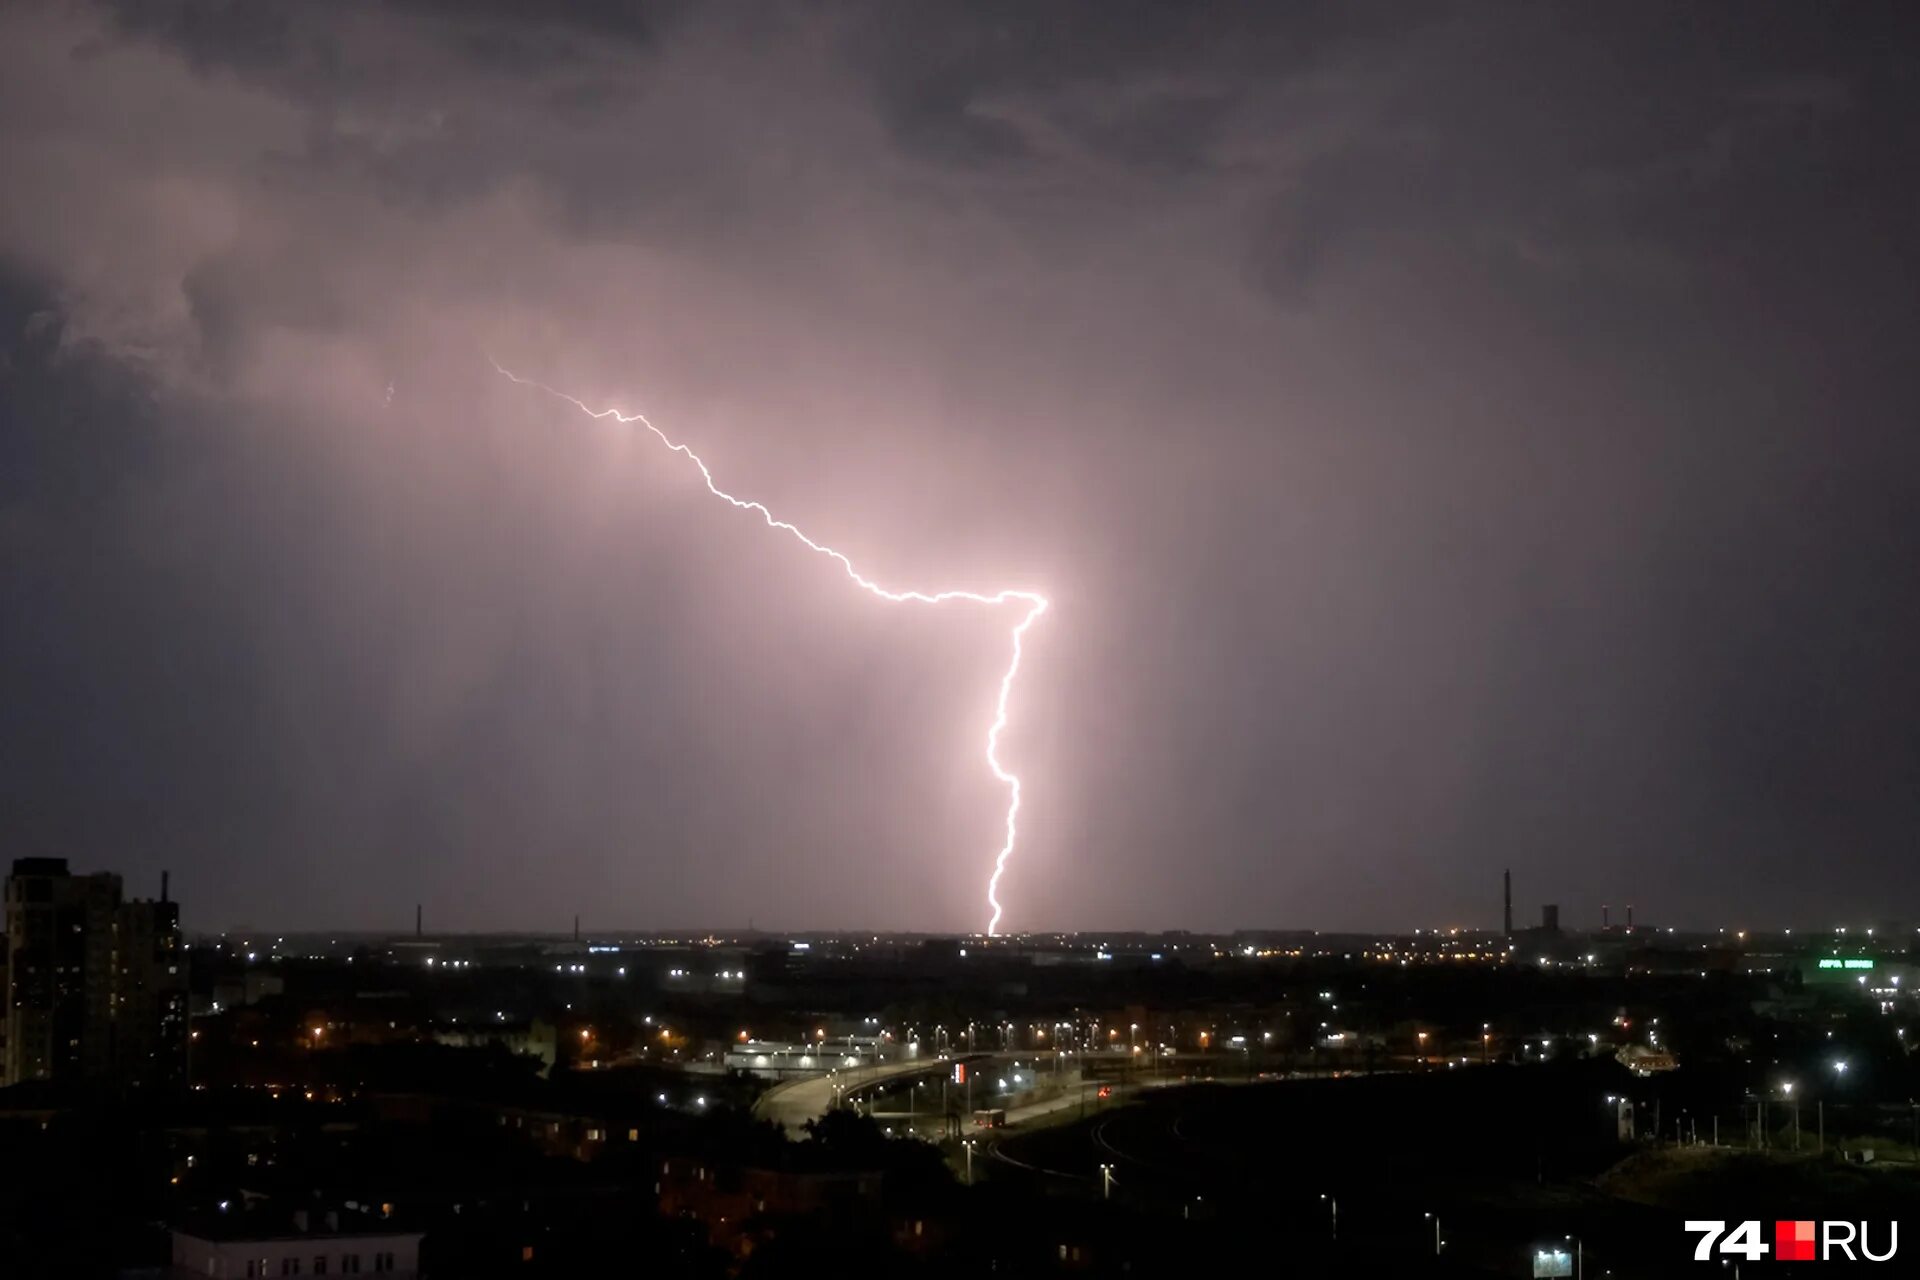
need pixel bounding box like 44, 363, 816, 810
1686, 1221, 1769, 1262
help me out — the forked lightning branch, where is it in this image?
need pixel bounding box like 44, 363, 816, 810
494, 361, 1048, 936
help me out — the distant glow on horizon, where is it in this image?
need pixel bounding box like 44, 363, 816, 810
493, 359, 1048, 935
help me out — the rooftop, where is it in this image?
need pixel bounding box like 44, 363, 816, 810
173, 1200, 421, 1243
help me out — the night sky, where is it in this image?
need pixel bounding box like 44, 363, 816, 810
3, 3, 1918, 935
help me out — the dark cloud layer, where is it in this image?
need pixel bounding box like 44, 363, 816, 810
3, 2, 1918, 933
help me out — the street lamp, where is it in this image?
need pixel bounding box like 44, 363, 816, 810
962, 1139, 976, 1185
1425, 1212, 1442, 1256
1099, 1163, 1114, 1200
1566, 1234, 1583, 1280
1320, 1193, 1336, 1241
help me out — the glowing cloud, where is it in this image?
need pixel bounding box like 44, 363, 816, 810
492, 360, 1048, 935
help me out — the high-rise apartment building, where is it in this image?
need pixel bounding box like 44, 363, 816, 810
2, 858, 187, 1090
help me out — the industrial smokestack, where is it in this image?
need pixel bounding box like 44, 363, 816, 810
1503, 869, 1512, 937
1627, 904, 1634, 931
573, 914, 580, 942
416, 903, 422, 938
1602, 903, 1610, 930
160, 870, 170, 903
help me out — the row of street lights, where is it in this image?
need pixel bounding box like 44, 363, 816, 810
1317, 1195, 1445, 1260
1315, 1196, 1592, 1273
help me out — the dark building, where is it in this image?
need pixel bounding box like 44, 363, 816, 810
1541, 904, 1560, 934
657, 1154, 884, 1258
2, 858, 187, 1090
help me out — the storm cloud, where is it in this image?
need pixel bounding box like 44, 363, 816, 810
3, 2, 1918, 933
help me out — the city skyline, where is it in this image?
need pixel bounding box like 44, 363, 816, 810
8, 7, 1920, 1277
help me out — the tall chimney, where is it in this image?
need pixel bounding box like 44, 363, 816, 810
1503, 869, 1513, 937
160, 870, 170, 904
416, 903, 422, 937
573, 914, 580, 942
1627, 904, 1634, 931
1602, 903, 1610, 930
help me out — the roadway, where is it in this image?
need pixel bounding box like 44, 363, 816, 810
753, 1048, 1235, 1136
752, 1055, 985, 1134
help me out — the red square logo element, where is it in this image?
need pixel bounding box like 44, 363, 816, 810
1776, 1220, 1817, 1262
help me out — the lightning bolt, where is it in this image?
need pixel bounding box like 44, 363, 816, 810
491, 360, 1048, 936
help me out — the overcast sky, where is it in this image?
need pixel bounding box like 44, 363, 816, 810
3, 2, 1918, 935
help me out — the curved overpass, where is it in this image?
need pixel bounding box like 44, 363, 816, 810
753, 1055, 986, 1135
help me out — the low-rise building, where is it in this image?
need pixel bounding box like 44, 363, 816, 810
170, 1204, 423, 1279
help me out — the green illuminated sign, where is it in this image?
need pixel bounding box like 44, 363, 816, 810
1816, 958, 1874, 970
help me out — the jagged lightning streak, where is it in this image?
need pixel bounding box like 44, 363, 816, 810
491, 360, 1048, 936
